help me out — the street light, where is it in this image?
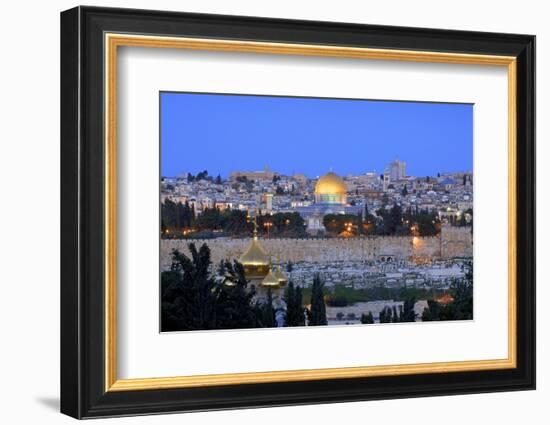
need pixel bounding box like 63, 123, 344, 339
264, 221, 273, 238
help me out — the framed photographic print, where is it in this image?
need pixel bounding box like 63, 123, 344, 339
60, 6, 535, 419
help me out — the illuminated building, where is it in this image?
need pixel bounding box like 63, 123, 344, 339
229, 165, 276, 182
314, 171, 348, 204
294, 171, 361, 232
238, 220, 288, 288
238, 222, 271, 280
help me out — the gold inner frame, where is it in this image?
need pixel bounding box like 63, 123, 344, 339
104, 33, 517, 392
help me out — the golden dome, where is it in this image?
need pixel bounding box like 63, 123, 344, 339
239, 220, 271, 280
238, 237, 270, 266
315, 172, 347, 195
273, 266, 288, 286
261, 269, 281, 287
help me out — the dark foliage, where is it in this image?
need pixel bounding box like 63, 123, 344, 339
309, 274, 327, 326
256, 212, 307, 238
421, 262, 473, 322
161, 244, 265, 331
360, 311, 375, 324
284, 282, 305, 327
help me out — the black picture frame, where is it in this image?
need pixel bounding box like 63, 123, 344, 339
61, 5, 535, 419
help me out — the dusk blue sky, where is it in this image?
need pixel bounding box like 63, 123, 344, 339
161, 92, 473, 179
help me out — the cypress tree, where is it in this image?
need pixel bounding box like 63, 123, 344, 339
379, 308, 384, 323
379, 306, 393, 323
392, 305, 400, 323
284, 282, 305, 327
361, 311, 374, 324
283, 282, 296, 326
260, 288, 276, 328
402, 297, 417, 322
309, 274, 327, 326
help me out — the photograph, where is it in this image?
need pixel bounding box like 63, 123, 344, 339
160, 92, 474, 332
57, 4, 536, 419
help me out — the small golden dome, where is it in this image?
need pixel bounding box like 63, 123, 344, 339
238, 238, 270, 266
239, 220, 271, 280
273, 267, 288, 286
315, 172, 347, 195
261, 269, 281, 287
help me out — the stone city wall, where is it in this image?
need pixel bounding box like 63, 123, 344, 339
160, 226, 472, 270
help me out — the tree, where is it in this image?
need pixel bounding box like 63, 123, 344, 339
182, 201, 194, 228
323, 214, 360, 235
195, 207, 223, 231
421, 264, 472, 322
361, 312, 374, 324
161, 244, 218, 331
379, 306, 392, 323
160, 199, 196, 236
421, 299, 441, 321
161, 244, 265, 332
401, 186, 408, 196
392, 305, 400, 323
259, 288, 276, 328
196, 170, 209, 181
402, 297, 417, 322
286, 261, 294, 273
361, 204, 377, 235
375, 204, 407, 235
222, 209, 249, 236
284, 282, 305, 327
160, 269, 185, 331
257, 212, 306, 238
215, 260, 260, 329
309, 274, 327, 326
421, 307, 432, 321
215, 174, 222, 185
161, 199, 178, 231
450, 263, 473, 320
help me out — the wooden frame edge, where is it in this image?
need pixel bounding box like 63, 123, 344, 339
108, 358, 516, 391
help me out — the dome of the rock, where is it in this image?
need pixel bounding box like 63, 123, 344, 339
314, 171, 347, 204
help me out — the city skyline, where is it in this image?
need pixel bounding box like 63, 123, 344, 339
161, 92, 473, 179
